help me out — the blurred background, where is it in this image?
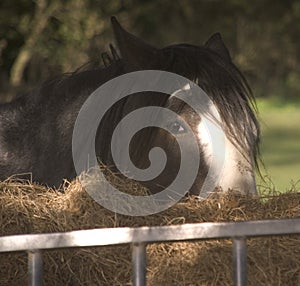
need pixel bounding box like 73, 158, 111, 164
0, 0, 299, 192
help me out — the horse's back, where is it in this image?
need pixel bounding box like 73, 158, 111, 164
0, 68, 105, 185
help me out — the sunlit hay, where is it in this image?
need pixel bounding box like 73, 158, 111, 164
88, 163, 151, 196
0, 175, 300, 286
78, 165, 166, 216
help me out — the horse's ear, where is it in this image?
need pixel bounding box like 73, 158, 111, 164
111, 16, 158, 69
205, 33, 232, 63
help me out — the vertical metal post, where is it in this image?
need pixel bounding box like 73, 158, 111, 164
28, 250, 43, 286
132, 242, 147, 286
233, 237, 247, 286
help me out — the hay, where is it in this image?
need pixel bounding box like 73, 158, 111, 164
0, 177, 300, 286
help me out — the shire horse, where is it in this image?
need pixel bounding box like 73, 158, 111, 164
0, 17, 260, 198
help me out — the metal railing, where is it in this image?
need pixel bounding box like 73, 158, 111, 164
1, 218, 300, 286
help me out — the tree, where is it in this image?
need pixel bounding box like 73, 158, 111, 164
9, 0, 60, 88
0, 0, 300, 100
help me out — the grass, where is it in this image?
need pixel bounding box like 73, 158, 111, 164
256, 97, 300, 192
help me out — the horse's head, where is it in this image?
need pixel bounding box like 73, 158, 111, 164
104, 17, 260, 198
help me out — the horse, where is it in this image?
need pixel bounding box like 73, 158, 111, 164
0, 17, 260, 199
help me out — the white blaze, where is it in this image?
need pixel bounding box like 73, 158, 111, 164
197, 119, 257, 195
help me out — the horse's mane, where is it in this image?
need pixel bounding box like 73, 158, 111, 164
18, 42, 260, 170
20, 51, 124, 108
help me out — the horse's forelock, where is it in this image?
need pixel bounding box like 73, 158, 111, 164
159, 44, 260, 169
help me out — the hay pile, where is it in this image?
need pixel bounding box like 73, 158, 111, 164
0, 177, 300, 286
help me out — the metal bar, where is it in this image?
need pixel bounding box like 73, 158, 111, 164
1, 218, 300, 253
233, 237, 247, 286
132, 243, 147, 286
28, 250, 43, 286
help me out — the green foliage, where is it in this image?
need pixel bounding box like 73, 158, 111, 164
1, 0, 300, 100
257, 98, 300, 191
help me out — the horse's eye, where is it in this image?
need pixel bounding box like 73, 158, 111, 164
168, 121, 186, 134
